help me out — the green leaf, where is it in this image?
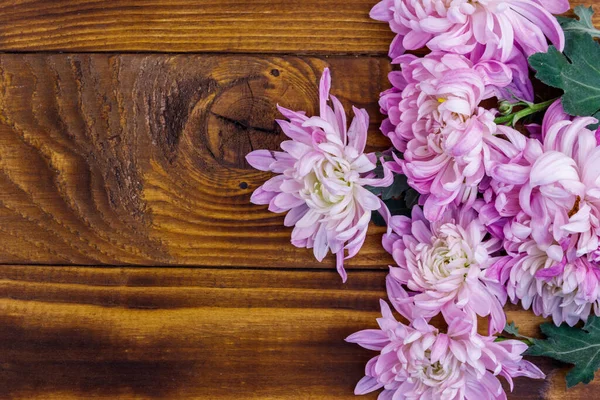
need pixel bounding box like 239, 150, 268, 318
560, 32, 600, 116
370, 197, 411, 226
557, 6, 600, 39
588, 111, 600, 130
369, 187, 420, 227
366, 154, 420, 226
366, 158, 409, 201
501, 322, 534, 346
529, 31, 600, 116
370, 172, 409, 201
504, 322, 522, 337
526, 316, 600, 387
403, 187, 419, 209
529, 46, 569, 89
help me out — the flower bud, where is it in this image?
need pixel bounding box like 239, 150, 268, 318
498, 101, 514, 116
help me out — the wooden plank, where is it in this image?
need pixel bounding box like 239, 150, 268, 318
0, 1, 594, 54
0, 265, 592, 399
0, 53, 392, 268
0, 266, 384, 399
0, 0, 394, 54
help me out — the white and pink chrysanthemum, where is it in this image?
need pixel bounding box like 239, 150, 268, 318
485, 100, 600, 325
246, 68, 393, 282
379, 52, 526, 220
370, 0, 568, 60
489, 244, 600, 327
346, 300, 545, 400
382, 204, 507, 333
491, 100, 600, 261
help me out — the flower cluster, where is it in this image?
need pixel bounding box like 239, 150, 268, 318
246, 0, 600, 397
346, 0, 600, 398
347, 0, 600, 400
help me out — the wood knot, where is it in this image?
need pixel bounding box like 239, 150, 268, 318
198, 59, 320, 169
148, 75, 216, 164
206, 76, 285, 169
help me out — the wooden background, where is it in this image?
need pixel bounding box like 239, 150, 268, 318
0, 1, 597, 399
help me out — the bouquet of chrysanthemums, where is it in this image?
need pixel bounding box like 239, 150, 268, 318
246, 0, 600, 398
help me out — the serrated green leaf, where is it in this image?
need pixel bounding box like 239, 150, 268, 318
526, 316, 600, 387
529, 46, 569, 89
557, 6, 600, 38
502, 322, 534, 345
560, 32, 600, 116
504, 322, 521, 337
529, 31, 600, 117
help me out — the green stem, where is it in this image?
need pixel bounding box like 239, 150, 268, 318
494, 98, 558, 126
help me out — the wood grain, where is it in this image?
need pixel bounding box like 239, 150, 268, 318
0, 1, 593, 54
0, 265, 594, 399
1, 2, 599, 400
0, 266, 386, 399
0, 0, 394, 54
0, 53, 392, 268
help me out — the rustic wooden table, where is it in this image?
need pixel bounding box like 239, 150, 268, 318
0, 1, 597, 399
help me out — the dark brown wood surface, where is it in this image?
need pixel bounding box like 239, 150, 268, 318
0, 0, 592, 54
0, 53, 392, 268
0, 265, 588, 399
0, 0, 393, 53
0, 1, 598, 399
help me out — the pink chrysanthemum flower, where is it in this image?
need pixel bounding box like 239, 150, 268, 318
489, 243, 600, 327
491, 100, 600, 260
382, 204, 507, 333
379, 52, 524, 220
246, 68, 393, 282
346, 300, 545, 399
370, 0, 568, 60
485, 100, 600, 326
